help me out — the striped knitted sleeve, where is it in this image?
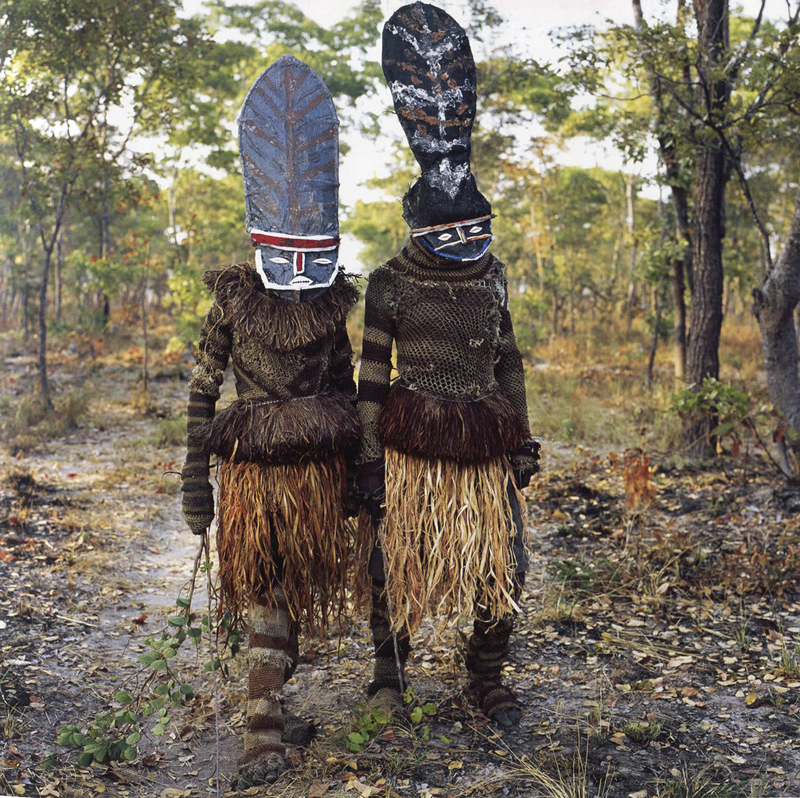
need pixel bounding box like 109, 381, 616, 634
181, 300, 232, 534
493, 266, 530, 434
493, 274, 539, 479
495, 303, 531, 437
357, 268, 395, 467
330, 315, 356, 400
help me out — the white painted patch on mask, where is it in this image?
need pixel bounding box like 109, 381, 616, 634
423, 159, 469, 198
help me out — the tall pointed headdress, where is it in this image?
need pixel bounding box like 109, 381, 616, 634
239, 55, 340, 291
382, 2, 492, 230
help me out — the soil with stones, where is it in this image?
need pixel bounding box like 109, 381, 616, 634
1, 340, 799, 798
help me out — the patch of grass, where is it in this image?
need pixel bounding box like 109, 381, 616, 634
1, 390, 91, 454
547, 557, 624, 597
651, 765, 766, 798
622, 718, 663, 745
506, 737, 611, 798
777, 639, 800, 678
154, 417, 186, 448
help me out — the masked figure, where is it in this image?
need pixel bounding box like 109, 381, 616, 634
357, 3, 539, 727
181, 55, 364, 786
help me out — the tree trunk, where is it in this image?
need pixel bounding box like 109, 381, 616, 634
55, 223, 63, 322
647, 287, 662, 389
141, 244, 150, 395
625, 173, 638, 330
671, 183, 691, 381
683, 0, 730, 456
22, 281, 30, 342
753, 183, 800, 462
672, 253, 687, 382
632, 0, 692, 377
39, 247, 53, 410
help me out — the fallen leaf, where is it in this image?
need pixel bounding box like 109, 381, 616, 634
745, 692, 762, 708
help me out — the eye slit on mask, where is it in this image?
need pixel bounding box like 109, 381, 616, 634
469, 226, 484, 233
437, 233, 453, 241
312, 257, 333, 265
269, 256, 292, 264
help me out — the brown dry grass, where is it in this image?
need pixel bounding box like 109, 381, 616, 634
524, 317, 769, 458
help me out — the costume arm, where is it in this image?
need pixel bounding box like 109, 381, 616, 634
494, 274, 539, 486
181, 300, 232, 534
357, 269, 395, 493
330, 315, 357, 399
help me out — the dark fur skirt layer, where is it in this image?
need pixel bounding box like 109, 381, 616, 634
191, 391, 360, 464
377, 384, 526, 462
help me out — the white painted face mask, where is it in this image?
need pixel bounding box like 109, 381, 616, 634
411, 216, 493, 262
249, 230, 340, 292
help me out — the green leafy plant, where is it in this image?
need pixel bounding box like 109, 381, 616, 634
405, 688, 437, 743
670, 377, 761, 457
621, 718, 663, 745
57, 563, 241, 766
346, 705, 391, 753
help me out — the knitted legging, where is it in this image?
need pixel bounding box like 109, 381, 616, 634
368, 579, 410, 695
464, 573, 526, 716
240, 586, 299, 767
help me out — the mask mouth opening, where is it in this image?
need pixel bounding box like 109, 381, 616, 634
417, 238, 492, 262
254, 250, 340, 291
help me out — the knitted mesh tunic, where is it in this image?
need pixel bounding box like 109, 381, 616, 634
357, 238, 537, 632
184, 264, 359, 473
181, 263, 363, 632
358, 237, 534, 467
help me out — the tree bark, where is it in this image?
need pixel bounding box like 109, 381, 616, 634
624, 173, 638, 330
753, 182, 800, 461
38, 247, 53, 410
671, 251, 687, 381
55, 224, 63, 323
683, 0, 730, 455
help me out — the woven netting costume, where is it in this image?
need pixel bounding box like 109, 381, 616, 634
357, 2, 539, 727
184, 265, 361, 628
180, 56, 364, 787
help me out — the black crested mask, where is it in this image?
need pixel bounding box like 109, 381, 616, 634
382, 2, 493, 260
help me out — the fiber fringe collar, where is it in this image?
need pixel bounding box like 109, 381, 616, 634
202, 263, 359, 349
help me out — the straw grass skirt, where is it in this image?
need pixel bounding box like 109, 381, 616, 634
216, 455, 367, 635
379, 446, 525, 633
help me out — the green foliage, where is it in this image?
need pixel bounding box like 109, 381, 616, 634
621, 718, 663, 745
154, 417, 187, 448
57, 588, 241, 766
405, 689, 437, 743
346, 705, 391, 752
211, 0, 383, 140
671, 377, 752, 454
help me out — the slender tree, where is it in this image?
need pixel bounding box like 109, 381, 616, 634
0, 0, 214, 408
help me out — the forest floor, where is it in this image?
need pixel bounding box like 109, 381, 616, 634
1, 333, 800, 798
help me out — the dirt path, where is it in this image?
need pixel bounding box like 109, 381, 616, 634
2, 350, 800, 798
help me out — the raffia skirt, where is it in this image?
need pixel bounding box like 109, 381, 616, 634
215, 455, 368, 635
372, 446, 527, 634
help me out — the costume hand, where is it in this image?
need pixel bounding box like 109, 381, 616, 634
181, 479, 215, 535
358, 459, 386, 520
513, 468, 531, 491
510, 439, 540, 491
